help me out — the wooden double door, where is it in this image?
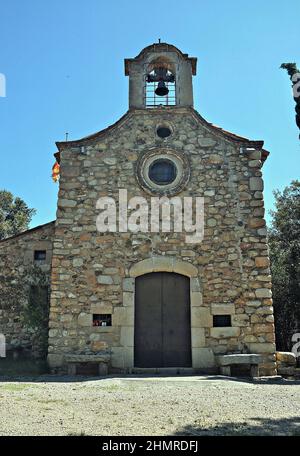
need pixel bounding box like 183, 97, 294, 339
134, 272, 192, 368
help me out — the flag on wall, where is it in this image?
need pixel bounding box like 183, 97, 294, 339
52, 161, 60, 182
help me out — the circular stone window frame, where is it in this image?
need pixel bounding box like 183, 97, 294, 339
148, 158, 177, 185
136, 148, 191, 196
155, 121, 174, 140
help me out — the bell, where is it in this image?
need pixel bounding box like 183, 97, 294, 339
155, 81, 169, 97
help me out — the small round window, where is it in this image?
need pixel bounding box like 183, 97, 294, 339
157, 126, 172, 138
148, 159, 177, 185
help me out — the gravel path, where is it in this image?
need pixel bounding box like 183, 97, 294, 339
0, 375, 299, 436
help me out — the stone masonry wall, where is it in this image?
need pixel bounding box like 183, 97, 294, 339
48, 107, 276, 375
0, 222, 54, 357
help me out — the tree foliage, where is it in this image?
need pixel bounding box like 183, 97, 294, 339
0, 262, 50, 358
22, 266, 50, 356
269, 180, 300, 351
0, 190, 36, 240
280, 62, 300, 137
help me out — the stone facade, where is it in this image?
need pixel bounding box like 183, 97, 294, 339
0, 222, 54, 357
0, 43, 278, 375
47, 101, 276, 375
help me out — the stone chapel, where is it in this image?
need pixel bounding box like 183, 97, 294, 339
0, 43, 277, 376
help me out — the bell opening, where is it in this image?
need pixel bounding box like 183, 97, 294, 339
145, 67, 176, 107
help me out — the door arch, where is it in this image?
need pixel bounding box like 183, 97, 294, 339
112, 257, 211, 371
134, 272, 192, 368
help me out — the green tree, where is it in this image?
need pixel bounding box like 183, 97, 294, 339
280, 63, 300, 138
22, 266, 50, 356
0, 190, 36, 240
269, 180, 300, 351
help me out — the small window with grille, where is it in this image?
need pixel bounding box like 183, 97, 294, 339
34, 250, 46, 261
93, 314, 112, 327
213, 315, 232, 327
145, 67, 176, 107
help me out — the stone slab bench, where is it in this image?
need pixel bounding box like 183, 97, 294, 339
65, 354, 110, 376
276, 351, 296, 377
217, 354, 263, 378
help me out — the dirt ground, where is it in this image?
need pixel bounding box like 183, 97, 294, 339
0, 375, 299, 436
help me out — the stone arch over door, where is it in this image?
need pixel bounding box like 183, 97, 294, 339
129, 257, 198, 278
111, 257, 215, 371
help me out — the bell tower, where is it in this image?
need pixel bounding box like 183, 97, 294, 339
124, 42, 197, 109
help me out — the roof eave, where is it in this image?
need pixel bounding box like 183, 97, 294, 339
0, 221, 56, 244
55, 110, 131, 151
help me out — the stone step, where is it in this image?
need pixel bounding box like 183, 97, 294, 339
130, 367, 198, 375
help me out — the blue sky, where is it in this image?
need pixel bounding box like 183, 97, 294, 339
0, 0, 299, 227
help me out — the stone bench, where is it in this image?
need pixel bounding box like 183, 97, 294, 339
65, 354, 110, 376
217, 354, 263, 378
276, 351, 296, 377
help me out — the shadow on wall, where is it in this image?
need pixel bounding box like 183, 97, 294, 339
0, 355, 49, 377
173, 416, 300, 436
